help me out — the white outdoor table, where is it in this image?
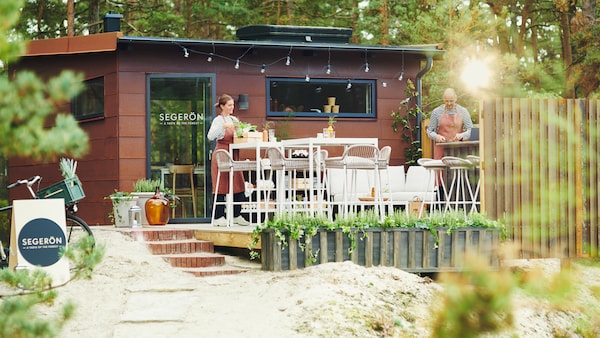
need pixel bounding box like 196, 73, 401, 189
280, 138, 379, 215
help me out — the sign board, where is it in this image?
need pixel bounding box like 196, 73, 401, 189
9, 199, 69, 286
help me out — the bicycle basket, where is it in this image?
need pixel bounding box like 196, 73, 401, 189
36, 176, 85, 204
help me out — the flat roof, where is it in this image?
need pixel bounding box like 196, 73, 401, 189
119, 35, 445, 57
24, 32, 444, 58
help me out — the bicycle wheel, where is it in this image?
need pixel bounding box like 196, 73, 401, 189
65, 214, 94, 245
0, 205, 12, 269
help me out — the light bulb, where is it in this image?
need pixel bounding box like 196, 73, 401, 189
234, 59, 240, 69
305, 75, 310, 82
207, 53, 213, 62
326, 65, 331, 75
365, 63, 370, 73
261, 64, 266, 73
183, 48, 189, 58
285, 56, 291, 66
346, 80, 352, 89
398, 71, 404, 81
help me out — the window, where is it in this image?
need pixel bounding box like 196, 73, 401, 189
72, 77, 104, 120
267, 78, 376, 118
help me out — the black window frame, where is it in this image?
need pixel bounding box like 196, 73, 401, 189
266, 77, 376, 118
71, 76, 105, 121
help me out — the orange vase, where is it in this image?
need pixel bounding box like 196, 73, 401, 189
145, 187, 170, 225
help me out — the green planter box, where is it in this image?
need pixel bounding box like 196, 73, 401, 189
261, 227, 501, 273
36, 176, 85, 204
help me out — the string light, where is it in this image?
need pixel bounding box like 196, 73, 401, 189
326, 47, 332, 75
285, 46, 292, 66
174, 43, 403, 85
207, 42, 215, 62
399, 52, 405, 81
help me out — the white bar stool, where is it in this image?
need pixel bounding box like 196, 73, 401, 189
378, 146, 393, 213
466, 155, 481, 213
265, 147, 312, 215
441, 156, 475, 215
417, 158, 448, 214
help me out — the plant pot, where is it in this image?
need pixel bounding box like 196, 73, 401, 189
110, 195, 139, 228
131, 192, 155, 226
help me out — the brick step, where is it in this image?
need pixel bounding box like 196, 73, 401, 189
145, 239, 214, 255
122, 227, 253, 276
160, 252, 226, 268
129, 228, 195, 242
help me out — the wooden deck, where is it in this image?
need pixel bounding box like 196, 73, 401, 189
159, 223, 260, 249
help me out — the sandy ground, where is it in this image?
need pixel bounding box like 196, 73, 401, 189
38, 228, 600, 338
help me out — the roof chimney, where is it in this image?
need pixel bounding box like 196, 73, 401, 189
103, 11, 123, 33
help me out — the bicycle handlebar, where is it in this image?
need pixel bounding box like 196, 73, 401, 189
7, 176, 42, 190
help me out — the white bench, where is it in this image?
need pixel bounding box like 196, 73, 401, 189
326, 165, 436, 211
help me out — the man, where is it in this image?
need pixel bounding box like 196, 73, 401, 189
426, 88, 473, 159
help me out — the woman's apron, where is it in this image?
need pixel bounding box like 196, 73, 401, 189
433, 112, 463, 160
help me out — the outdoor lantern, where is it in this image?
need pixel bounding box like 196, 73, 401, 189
237, 94, 249, 110
128, 204, 142, 228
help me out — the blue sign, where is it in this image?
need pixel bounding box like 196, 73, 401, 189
17, 218, 66, 267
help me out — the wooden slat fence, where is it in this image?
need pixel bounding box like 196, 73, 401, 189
480, 98, 599, 258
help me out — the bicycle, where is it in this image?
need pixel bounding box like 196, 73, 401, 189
0, 175, 94, 268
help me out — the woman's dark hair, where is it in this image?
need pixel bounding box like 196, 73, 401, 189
215, 94, 233, 108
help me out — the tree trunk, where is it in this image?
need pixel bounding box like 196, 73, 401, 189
67, 0, 75, 36
88, 0, 100, 34
379, 0, 389, 45
559, 5, 574, 97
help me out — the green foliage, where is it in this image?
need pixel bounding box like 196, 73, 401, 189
1, 2, 89, 161
429, 253, 600, 338
234, 121, 257, 138
429, 255, 518, 338
391, 79, 422, 166
58, 158, 77, 179
133, 178, 162, 192
249, 210, 505, 261
0, 235, 104, 338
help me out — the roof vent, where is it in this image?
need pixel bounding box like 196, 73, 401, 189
236, 25, 352, 44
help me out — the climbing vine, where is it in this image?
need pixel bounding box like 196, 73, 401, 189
391, 79, 423, 166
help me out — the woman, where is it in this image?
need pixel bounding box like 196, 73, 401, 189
207, 94, 251, 226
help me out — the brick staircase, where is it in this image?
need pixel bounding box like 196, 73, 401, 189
126, 227, 250, 277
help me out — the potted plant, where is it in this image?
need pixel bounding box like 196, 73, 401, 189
251, 210, 507, 272
107, 190, 138, 228
131, 178, 162, 226
325, 115, 336, 138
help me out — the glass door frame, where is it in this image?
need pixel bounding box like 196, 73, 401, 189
145, 73, 216, 223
